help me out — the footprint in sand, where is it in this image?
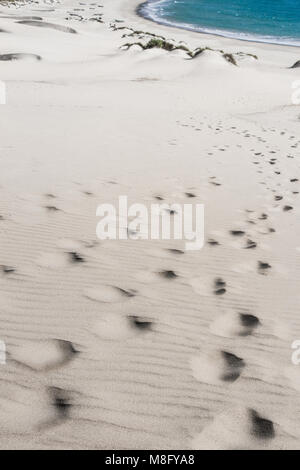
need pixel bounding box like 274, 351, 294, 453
0, 385, 71, 434
56, 238, 83, 251
158, 270, 178, 280
134, 270, 158, 283
191, 277, 227, 296
230, 230, 246, 237
167, 248, 185, 255
214, 277, 226, 295
207, 238, 220, 246
258, 261, 272, 274
84, 285, 136, 303
48, 387, 72, 421
191, 406, 275, 450
190, 349, 245, 385
231, 261, 257, 274
93, 314, 152, 340
0, 265, 16, 275
210, 311, 260, 337
244, 239, 257, 249
249, 409, 275, 440
10, 339, 78, 371
36, 247, 86, 268
153, 195, 164, 201
44, 204, 60, 212
189, 277, 211, 296
36, 252, 70, 269
69, 252, 85, 263
128, 315, 153, 331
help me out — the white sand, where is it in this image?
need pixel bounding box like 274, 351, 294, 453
0, 0, 300, 450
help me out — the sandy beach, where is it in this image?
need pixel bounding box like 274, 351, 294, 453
0, 0, 300, 450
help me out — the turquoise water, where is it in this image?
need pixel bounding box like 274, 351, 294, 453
138, 0, 300, 46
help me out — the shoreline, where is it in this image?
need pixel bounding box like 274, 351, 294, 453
110, 0, 300, 69
121, 0, 300, 56
136, 0, 300, 48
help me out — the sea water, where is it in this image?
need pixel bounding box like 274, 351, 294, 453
139, 0, 300, 46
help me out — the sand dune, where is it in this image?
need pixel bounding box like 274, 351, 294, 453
17, 19, 77, 34
0, 0, 299, 450
0, 52, 42, 60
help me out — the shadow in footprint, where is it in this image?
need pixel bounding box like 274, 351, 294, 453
249, 409, 275, 440
85, 285, 137, 303
245, 239, 257, 249
159, 270, 178, 280
49, 387, 72, 421
258, 261, 272, 274
68, 252, 85, 263
239, 313, 260, 336
128, 315, 153, 331
167, 248, 184, 255
230, 230, 245, 237
0, 265, 15, 275
214, 278, 226, 295
221, 351, 245, 382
